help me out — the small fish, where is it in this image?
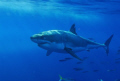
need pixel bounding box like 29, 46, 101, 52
82, 71, 89, 73
65, 57, 73, 60
93, 70, 99, 72
59, 59, 66, 62
73, 68, 83, 71
76, 62, 83, 64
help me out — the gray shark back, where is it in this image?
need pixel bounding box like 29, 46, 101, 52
43, 30, 99, 48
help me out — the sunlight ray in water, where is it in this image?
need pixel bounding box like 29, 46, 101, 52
0, 0, 102, 20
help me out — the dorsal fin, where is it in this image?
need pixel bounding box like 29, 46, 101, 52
70, 24, 77, 35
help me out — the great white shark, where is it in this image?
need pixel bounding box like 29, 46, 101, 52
30, 24, 113, 61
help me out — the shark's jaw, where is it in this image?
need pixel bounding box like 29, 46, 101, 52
30, 37, 48, 44
30, 34, 50, 45
30, 33, 65, 51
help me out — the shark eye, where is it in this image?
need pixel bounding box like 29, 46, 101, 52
41, 36, 46, 40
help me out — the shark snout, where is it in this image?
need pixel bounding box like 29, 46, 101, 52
30, 34, 39, 40
30, 36, 38, 43
30, 36, 36, 41
30, 36, 34, 39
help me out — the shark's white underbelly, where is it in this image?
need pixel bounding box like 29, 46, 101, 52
40, 42, 86, 53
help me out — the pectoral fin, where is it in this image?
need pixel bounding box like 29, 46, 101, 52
46, 50, 52, 56
64, 47, 82, 61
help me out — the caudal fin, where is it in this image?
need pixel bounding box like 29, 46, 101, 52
104, 34, 114, 55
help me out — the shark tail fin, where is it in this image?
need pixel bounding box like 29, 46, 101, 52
104, 34, 114, 55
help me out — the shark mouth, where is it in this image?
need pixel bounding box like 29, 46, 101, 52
39, 42, 48, 44
38, 42, 50, 47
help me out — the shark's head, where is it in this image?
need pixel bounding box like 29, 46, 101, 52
30, 30, 61, 45
30, 33, 50, 45
30, 30, 63, 51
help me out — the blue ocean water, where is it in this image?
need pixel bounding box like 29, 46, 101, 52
0, 0, 120, 81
